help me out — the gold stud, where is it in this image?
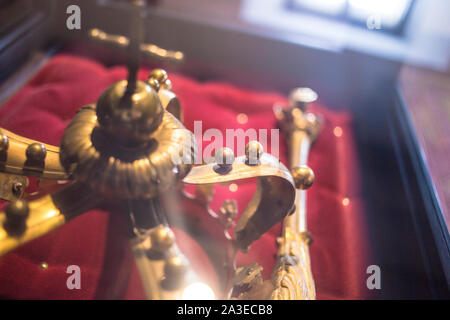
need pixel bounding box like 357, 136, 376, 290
147, 69, 173, 91
26, 143, 46, 161
0, 134, 8, 151
146, 77, 160, 92
5, 199, 29, 235
148, 69, 168, 84
215, 147, 235, 168
5, 199, 29, 220
245, 141, 264, 165
291, 165, 314, 190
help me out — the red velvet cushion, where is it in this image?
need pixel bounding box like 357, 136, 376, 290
0, 55, 371, 299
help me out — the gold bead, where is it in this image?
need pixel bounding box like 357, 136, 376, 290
215, 147, 235, 167
146, 77, 160, 92
291, 165, 314, 190
148, 69, 172, 91
5, 199, 29, 220
96, 80, 164, 141
26, 143, 46, 161
148, 69, 168, 84
0, 134, 8, 151
245, 141, 264, 165
150, 225, 175, 252
164, 255, 189, 279
39, 262, 49, 270
5, 199, 29, 235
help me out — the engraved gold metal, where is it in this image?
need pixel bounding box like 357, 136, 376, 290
183, 153, 296, 250
59, 103, 195, 199
269, 87, 321, 300
0, 128, 67, 180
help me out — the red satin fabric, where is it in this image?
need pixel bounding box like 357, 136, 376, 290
0, 55, 371, 299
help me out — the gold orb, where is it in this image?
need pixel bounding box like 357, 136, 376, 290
26, 143, 46, 161
150, 225, 175, 252
5, 199, 30, 234
291, 165, 314, 190
148, 69, 168, 84
96, 80, 163, 141
245, 141, 264, 165
146, 77, 160, 92
215, 147, 235, 167
5, 199, 29, 220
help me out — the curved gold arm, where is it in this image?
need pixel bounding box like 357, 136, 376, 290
0, 182, 101, 257
0, 128, 68, 180
182, 153, 296, 251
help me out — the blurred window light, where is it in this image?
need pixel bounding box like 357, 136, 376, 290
348, 0, 413, 28
288, 0, 414, 32
291, 0, 347, 15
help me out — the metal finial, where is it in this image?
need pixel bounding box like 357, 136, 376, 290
125, 0, 145, 96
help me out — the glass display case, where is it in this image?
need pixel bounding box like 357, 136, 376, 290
0, 0, 448, 300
